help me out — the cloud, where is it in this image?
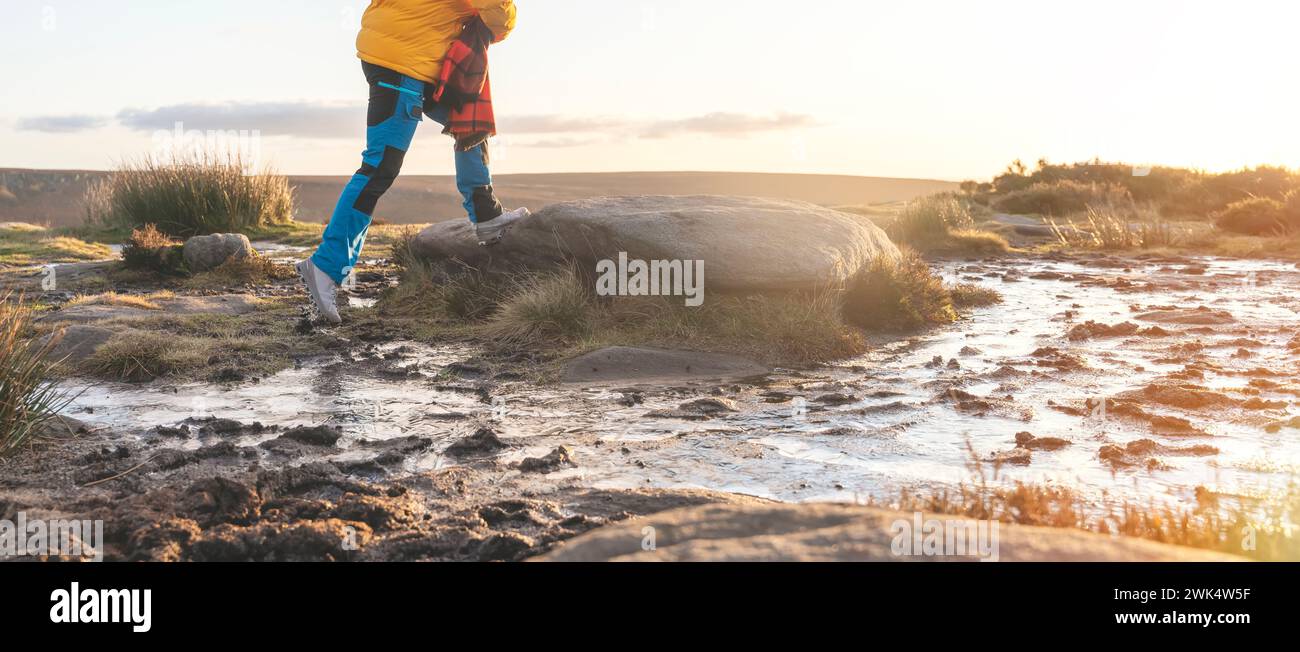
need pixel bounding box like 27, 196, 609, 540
496, 115, 632, 134
516, 136, 609, 149
15, 114, 110, 133
498, 112, 822, 146
641, 112, 820, 139
116, 102, 363, 139
16, 104, 821, 144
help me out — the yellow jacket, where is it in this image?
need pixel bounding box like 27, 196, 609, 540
357, 0, 517, 84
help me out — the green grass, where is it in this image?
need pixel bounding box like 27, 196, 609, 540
88, 151, 296, 237
0, 294, 75, 456
482, 266, 596, 345
0, 223, 113, 267
81, 331, 195, 383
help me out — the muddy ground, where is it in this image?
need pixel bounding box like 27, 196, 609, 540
3, 246, 1298, 561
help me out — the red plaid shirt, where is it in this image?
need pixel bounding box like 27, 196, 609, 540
429, 17, 495, 140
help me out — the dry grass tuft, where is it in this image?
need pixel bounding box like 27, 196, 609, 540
880, 195, 1008, 255
0, 293, 75, 456
66, 292, 164, 311
887, 441, 1300, 561
1049, 202, 1187, 250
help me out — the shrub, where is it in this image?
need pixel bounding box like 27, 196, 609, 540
994, 180, 1132, 216
90, 151, 296, 237
0, 294, 75, 456
842, 250, 956, 331
121, 224, 187, 274
1213, 197, 1291, 236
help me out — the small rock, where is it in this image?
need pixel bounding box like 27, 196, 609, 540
445, 428, 509, 457
518, 446, 577, 474
1014, 432, 1071, 451
280, 425, 343, 446
183, 233, 254, 273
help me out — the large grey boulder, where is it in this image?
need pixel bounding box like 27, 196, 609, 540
183, 233, 253, 273
536, 502, 1247, 562
412, 195, 899, 292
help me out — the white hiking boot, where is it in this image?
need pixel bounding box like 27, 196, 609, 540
295, 258, 342, 324
475, 207, 531, 247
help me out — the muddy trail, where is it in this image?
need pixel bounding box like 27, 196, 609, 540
5, 252, 1299, 561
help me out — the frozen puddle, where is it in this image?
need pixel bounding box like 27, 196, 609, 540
65, 256, 1300, 517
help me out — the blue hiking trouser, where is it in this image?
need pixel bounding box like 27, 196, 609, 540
311, 62, 501, 285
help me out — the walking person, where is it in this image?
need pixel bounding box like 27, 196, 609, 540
298, 0, 527, 324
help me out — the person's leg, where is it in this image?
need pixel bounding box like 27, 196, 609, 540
311, 63, 424, 284
425, 104, 502, 225
455, 142, 503, 224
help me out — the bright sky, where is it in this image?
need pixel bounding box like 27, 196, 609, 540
2, 0, 1299, 181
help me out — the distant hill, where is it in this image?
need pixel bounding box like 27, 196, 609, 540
0, 168, 957, 228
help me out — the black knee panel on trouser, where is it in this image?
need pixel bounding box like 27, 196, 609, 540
472, 185, 504, 223
353, 145, 407, 216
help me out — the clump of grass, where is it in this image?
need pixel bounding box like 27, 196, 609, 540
882, 195, 1008, 254
121, 224, 186, 274
841, 250, 957, 331
949, 283, 1002, 309
483, 266, 596, 345
90, 151, 296, 238
81, 331, 204, 383
887, 194, 975, 243
1049, 202, 1186, 250
0, 294, 75, 456
945, 229, 1011, 255
383, 258, 508, 322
